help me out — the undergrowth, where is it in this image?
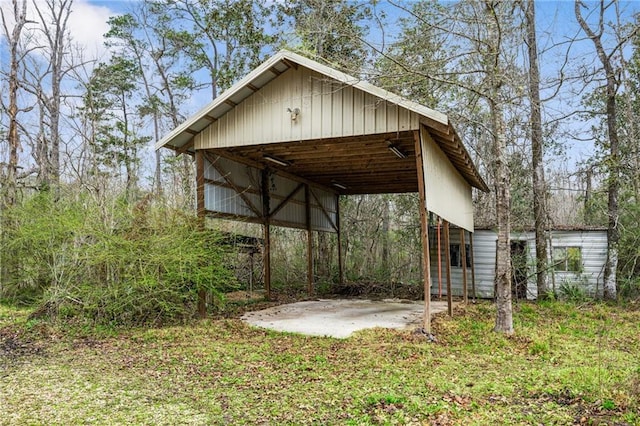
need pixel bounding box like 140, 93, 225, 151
1, 300, 639, 425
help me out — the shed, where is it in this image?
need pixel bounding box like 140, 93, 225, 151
429, 227, 608, 299
157, 50, 489, 331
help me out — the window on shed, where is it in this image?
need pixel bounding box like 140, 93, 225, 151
553, 246, 582, 272
449, 244, 471, 268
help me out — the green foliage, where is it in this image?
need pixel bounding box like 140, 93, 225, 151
0, 191, 84, 303
618, 197, 640, 292
149, 0, 275, 97
558, 278, 589, 302
0, 191, 237, 326
278, 0, 371, 73
1, 301, 639, 424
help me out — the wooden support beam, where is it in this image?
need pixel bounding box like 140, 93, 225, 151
270, 183, 305, 218
414, 130, 432, 334
336, 194, 344, 285
207, 153, 263, 218
176, 138, 195, 155
305, 184, 313, 296
444, 220, 452, 316
269, 66, 283, 76
261, 169, 272, 300
195, 150, 207, 319
437, 218, 442, 298
211, 149, 337, 195
461, 228, 468, 304
281, 58, 298, 70
470, 232, 477, 301
309, 188, 339, 232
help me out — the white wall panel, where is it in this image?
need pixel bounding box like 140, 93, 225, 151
420, 126, 474, 232
195, 67, 419, 150
436, 229, 609, 299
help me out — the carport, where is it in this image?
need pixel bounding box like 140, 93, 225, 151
157, 50, 489, 333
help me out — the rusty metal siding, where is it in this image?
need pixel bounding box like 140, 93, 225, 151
195, 66, 420, 150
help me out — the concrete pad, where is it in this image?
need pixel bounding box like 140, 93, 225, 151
241, 299, 450, 338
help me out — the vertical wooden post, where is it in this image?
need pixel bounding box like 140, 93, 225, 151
305, 184, 313, 296
437, 218, 442, 297
261, 169, 271, 300
195, 150, 207, 319
460, 228, 468, 304
336, 194, 344, 285
249, 252, 254, 296
414, 130, 432, 333
443, 220, 452, 316
470, 232, 477, 301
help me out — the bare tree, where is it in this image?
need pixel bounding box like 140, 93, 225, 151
481, 1, 513, 333
30, 0, 73, 192
0, 0, 29, 206
525, 0, 549, 298
575, 0, 638, 299
371, 0, 518, 332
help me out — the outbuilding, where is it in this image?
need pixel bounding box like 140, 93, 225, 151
157, 50, 489, 331
429, 226, 608, 299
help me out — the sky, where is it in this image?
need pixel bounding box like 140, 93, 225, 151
0, 0, 115, 67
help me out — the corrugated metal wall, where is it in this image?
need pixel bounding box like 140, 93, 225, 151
203, 155, 337, 232
195, 66, 421, 149
429, 229, 607, 299
429, 229, 495, 298
204, 155, 262, 218
547, 230, 607, 297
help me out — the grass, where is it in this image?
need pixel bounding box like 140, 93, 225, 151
1, 300, 640, 425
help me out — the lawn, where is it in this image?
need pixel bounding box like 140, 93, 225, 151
1, 300, 639, 425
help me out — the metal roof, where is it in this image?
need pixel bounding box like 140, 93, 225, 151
157, 50, 489, 193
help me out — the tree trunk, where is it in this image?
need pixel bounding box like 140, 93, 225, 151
2, 0, 28, 207
381, 197, 390, 280
525, 0, 549, 299
491, 96, 514, 333
32, 0, 73, 194
575, 0, 621, 300
484, 1, 513, 333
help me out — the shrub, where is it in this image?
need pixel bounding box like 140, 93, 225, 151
1, 191, 237, 326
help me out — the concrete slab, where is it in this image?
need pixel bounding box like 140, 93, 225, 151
241, 299, 450, 338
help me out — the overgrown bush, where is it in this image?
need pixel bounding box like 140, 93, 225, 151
619, 199, 640, 299
0, 191, 237, 326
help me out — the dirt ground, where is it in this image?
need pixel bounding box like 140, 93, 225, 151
241, 299, 450, 338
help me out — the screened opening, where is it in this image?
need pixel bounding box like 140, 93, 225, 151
553, 246, 582, 272
449, 243, 471, 268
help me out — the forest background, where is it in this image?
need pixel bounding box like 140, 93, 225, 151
1, 0, 639, 330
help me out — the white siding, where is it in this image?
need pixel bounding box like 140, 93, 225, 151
195, 67, 420, 149
548, 230, 608, 297
434, 229, 608, 299
429, 229, 495, 298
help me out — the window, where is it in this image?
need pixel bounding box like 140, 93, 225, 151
450, 244, 471, 268
553, 246, 582, 272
